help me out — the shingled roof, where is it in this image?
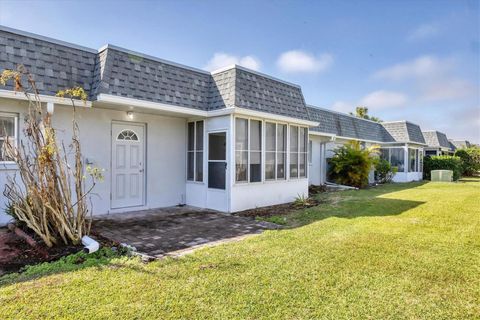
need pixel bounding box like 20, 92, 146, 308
381, 121, 426, 144
422, 131, 451, 149
0, 27, 96, 96
307, 106, 395, 142
449, 140, 471, 149
0, 26, 310, 121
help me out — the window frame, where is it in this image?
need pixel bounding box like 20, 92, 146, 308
408, 148, 417, 173
264, 121, 288, 181
234, 116, 265, 184
248, 118, 262, 183
379, 146, 405, 173
186, 120, 204, 183
289, 125, 308, 179
0, 113, 18, 164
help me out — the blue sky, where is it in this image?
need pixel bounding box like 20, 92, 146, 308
1, 0, 479, 143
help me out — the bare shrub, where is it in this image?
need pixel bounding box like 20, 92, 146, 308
1, 66, 103, 247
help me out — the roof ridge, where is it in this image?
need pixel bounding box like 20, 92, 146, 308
211, 64, 301, 88
99, 44, 211, 75
0, 25, 97, 54
307, 104, 384, 125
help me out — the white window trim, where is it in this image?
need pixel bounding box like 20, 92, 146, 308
289, 124, 308, 179
264, 121, 288, 181
0, 112, 19, 165
236, 116, 303, 185
186, 120, 204, 183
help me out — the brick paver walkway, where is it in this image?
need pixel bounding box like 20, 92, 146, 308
93, 206, 277, 257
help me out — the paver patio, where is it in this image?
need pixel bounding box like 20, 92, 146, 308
93, 206, 277, 257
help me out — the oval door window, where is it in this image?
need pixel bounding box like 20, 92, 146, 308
117, 130, 139, 141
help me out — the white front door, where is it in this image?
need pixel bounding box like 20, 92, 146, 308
111, 122, 145, 209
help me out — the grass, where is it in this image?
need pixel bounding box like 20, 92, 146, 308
1, 179, 479, 319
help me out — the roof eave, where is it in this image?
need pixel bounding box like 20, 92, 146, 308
234, 107, 318, 126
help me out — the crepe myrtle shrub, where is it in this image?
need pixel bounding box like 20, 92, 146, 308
454, 147, 480, 176
423, 155, 463, 181
374, 159, 398, 184
328, 141, 379, 188
1, 66, 104, 247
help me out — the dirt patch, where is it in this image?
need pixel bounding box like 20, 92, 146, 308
236, 197, 322, 219
0, 227, 115, 276
309, 184, 328, 196
237, 185, 326, 219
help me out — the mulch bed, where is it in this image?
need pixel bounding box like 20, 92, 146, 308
0, 227, 115, 277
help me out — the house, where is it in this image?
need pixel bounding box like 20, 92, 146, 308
0, 26, 318, 225
448, 139, 471, 150
380, 121, 426, 182
422, 130, 454, 156
307, 106, 426, 184
0, 26, 433, 226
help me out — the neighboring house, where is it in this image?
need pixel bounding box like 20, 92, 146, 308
307, 106, 426, 184
422, 130, 454, 156
448, 139, 471, 150
380, 121, 426, 182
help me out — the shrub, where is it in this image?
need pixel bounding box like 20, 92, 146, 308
455, 147, 480, 176
328, 141, 379, 188
374, 159, 398, 183
423, 155, 462, 181
293, 194, 315, 208
1, 67, 103, 247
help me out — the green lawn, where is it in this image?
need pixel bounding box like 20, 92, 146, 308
1, 179, 479, 319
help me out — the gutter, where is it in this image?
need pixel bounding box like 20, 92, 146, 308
0, 89, 92, 108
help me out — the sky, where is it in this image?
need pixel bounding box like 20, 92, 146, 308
1, 0, 479, 143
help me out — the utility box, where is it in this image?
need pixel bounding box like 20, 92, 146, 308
431, 170, 453, 182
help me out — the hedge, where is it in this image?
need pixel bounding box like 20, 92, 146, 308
454, 148, 480, 176
423, 155, 463, 181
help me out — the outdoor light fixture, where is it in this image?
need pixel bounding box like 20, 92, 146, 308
127, 111, 134, 119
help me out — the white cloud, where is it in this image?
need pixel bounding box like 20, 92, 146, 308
204, 52, 261, 71
373, 55, 453, 81
407, 24, 439, 41
421, 78, 476, 101
372, 55, 476, 103
277, 50, 333, 73
360, 90, 408, 109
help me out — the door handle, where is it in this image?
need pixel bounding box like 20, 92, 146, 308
139, 169, 144, 173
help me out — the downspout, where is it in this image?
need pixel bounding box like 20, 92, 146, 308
324, 181, 358, 190
82, 235, 100, 253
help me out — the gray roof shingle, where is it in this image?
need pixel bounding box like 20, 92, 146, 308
422, 131, 451, 149
448, 140, 471, 149
233, 67, 310, 120
0, 28, 96, 96
307, 106, 395, 142
382, 121, 426, 144
90, 46, 212, 110
0, 27, 311, 121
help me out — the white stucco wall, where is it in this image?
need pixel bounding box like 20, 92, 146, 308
393, 172, 423, 182
230, 179, 308, 212
0, 98, 188, 225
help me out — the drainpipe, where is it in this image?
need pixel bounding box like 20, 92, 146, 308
82, 235, 100, 253
47, 102, 54, 114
